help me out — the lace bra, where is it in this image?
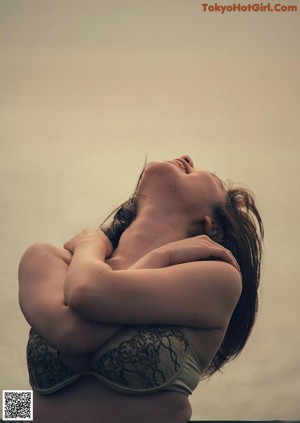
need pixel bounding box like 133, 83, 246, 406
27, 325, 203, 396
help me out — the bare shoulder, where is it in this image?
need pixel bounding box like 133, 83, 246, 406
19, 242, 72, 285
183, 261, 242, 361
177, 260, 242, 327
19, 242, 72, 271
177, 260, 242, 306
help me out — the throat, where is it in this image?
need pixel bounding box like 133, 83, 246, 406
106, 216, 190, 270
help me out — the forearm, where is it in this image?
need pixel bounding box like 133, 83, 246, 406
64, 240, 112, 305
63, 260, 122, 354
63, 238, 170, 324
64, 248, 122, 354
130, 248, 170, 269
63, 246, 168, 353
63, 238, 123, 348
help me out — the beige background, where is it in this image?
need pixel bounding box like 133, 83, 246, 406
1, 0, 299, 419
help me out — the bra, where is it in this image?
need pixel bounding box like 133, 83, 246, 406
27, 325, 203, 396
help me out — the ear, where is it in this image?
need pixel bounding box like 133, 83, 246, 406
203, 216, 213, 235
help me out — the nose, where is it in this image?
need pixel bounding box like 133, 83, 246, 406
180, 155, 194, 168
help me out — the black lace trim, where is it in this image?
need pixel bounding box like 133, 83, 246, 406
91, 326, 188, 390
27, 326, 189, 392
27, 329, 78, 391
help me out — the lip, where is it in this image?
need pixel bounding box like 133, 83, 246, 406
168, 159, 188, 174
177, 158, 191, 173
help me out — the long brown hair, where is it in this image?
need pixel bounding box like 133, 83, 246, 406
101, 180, 264, 378
205, 187, 264, 377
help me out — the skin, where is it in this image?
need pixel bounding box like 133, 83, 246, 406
19, 155, 242, 423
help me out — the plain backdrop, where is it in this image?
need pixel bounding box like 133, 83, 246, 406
1, 0, 299, 419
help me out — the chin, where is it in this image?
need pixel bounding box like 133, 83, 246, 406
145, 161, 180, 175
136, 161, 179, 194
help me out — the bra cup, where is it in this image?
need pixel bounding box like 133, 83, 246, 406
27, 326, 202, 395
27, 329, 80, 393
90, 326, 189, 390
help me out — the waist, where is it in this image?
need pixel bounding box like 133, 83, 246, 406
32, 376, 192, 423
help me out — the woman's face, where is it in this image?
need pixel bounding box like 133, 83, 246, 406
136, 155, 227, 220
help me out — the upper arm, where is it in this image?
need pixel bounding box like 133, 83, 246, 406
18, 243, 120, 355
68, 260, 242, 330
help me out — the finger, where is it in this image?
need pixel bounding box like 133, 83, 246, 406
197, 236, 240, 270
209, 247, 240, 272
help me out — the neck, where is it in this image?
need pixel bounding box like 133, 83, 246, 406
107, 204, 192, 269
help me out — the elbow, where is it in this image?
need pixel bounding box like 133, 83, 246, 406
65, 269, 112, 321
66, 282, 89, 315
66, 277, 105, 321
64, 269, 91, 312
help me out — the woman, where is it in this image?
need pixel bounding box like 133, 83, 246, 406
19, 155, 263, 423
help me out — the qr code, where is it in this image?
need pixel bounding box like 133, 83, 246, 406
2, 390, 33, 421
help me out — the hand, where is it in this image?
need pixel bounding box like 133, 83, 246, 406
64, 229, 113, 258
158, 235, 240, 273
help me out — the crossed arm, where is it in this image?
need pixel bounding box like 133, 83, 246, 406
18, 243, 123, 356
19, 230, 241, 356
